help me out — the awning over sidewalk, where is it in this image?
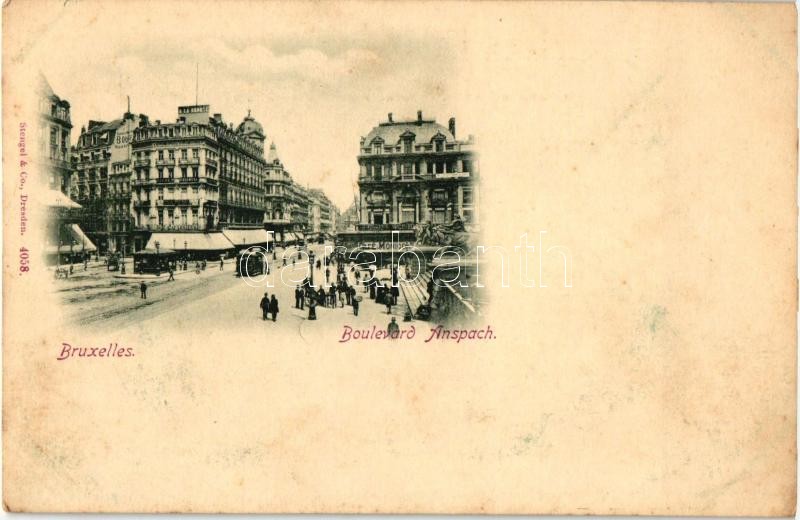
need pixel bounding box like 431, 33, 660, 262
284, 232, 297, 243
146, 232, 235, 251
45, 189, 81, 209
45, 224, 97, 254
222, 228, 271, 247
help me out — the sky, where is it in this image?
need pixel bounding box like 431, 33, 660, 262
24, 2, 475, 211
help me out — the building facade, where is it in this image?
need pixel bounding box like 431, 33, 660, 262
38, 75, 73, 193
357, 111, 479, 230
70, 111, 149, 254
288, 181, 310, 237
128, 105, 266, 252
308, 188, 336, 236
337, 202, 359, 232
263, 142, 294, 242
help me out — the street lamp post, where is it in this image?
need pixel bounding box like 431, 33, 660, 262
154, 240, 161, 275
308, 250, 315, 288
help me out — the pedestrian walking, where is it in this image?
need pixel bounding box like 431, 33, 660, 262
269, 295, 279, 322
391, 282, 400, 304
385, 283, 393, 314
308, 297, 317, 320
352, 295, 360, 316
387, 317, 400, 336
295, 285, 303, 309
325, 267, 330, 283
219, 258, 224, 271
140, 281, 148, 299
260, 292, 270, 320
168, 267, 175, 281
339, 288, 346, 308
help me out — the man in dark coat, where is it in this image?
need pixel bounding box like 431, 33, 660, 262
352, 294, 360, 316
269, 295, 279, 322
260, 292, 269, 320
387, 317, 400, 336
384, 282, 393, 314
140, 281, 147, 299
295, 285, 303, 309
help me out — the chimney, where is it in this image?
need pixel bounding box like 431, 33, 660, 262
388, 112, 393, 123
417, 110, 422, 122
448, 117, 456, 138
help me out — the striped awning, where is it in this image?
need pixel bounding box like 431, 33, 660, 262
45, 224, 97, 254
222, 228, 271, 247
146, 232, 234, 251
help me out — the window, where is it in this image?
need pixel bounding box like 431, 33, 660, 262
158, 150, 164, 160
403, 140, 412, 153
168, 168, 174, 180
192, 148, 199, 159
400, 203, 416, 224
181, 149, 188, 160
181, 167, 187, 179
435, 139, 444, 152
168, 150, 174, 160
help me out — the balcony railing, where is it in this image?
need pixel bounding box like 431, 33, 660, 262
135, 224, 210, 232
134, 159, 151, 167
434, 171, 470, 179
205, 158, 218, 167
357, 222, 416, 231
156, 159, 176, 166
179, 158, 200, 165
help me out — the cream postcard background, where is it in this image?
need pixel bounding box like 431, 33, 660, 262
2, 1, 797, 514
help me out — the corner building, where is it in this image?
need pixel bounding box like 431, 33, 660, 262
129, 105, 269, 253
357, 111, 479, 229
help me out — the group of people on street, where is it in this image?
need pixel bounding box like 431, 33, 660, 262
259, 292, 280, 322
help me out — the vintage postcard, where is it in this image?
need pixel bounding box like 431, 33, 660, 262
2, 0, 797, 514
